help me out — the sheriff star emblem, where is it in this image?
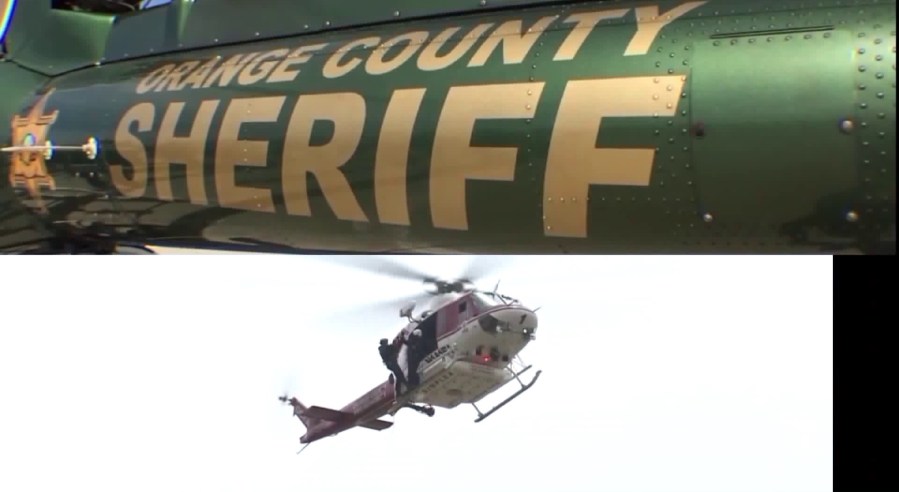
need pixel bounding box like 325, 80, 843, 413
8, 89, 59, 207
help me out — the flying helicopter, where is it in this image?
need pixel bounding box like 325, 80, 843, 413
1, 0, 895, 255
277, 258, 542, 452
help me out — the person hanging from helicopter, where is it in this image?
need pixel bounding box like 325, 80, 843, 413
379, 338, 407, 394
404, 328, 424, 388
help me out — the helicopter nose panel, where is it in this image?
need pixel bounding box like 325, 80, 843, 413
487, 307, 538, 331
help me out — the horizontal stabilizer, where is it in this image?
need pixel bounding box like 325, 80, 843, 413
303, 406, 353, 422
358, 419, 394, 431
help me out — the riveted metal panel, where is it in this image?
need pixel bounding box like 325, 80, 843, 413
850, 10, 896, 248
690, 31, 858, 227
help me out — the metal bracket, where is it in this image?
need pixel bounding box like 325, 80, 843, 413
2, 137, 99, 160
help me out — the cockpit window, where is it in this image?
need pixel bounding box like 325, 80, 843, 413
471, 292, 494, 312
478, 314, 499, 332
0, 0, 15, 46
51, 0, 170, 14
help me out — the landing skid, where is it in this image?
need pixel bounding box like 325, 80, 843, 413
472, 365, 542, 423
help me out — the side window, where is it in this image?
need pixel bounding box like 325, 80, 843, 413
458, 302, 467, 313
0, 0, 15, 46
140, 0, 171, 8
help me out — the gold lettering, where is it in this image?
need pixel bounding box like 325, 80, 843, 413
154, 100, 219, 204
418, 24, 494, 71
323, 37, 380, 79
553, 9, 630, 61
375, 88, 426, 226
180, 57, 220, 90
155, 61, 200, 92
468, 16, 556, 67
202, 53, 260, 88
237, 49, 290, 85
215, 97, 284, 213
136, 64, 176, 94
625, 1, 707, 56
544, 75, 685, 237
110, 103, 154, 198
430, 83, 544, 230
267, 43, 328, 83
366, 31, 429, 75
282, 93, 368, 221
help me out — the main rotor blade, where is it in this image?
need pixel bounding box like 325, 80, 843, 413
316, 291, 434, 327
314, 256, 436, 283
459, 256, 514, 284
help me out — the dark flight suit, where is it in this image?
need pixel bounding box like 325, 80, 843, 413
404, 331, 423, 388
379, 341, 407, 394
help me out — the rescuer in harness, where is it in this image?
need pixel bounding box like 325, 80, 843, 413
379, 338, 408, 395
404, 328, 424, 388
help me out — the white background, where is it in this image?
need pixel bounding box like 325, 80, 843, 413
0, 255, 832, 492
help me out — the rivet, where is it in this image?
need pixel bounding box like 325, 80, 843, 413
480, 0, 487, 5
703, 213, 714, 223
394, 10, 400, 16
876, 54, 884, 61
859, 84, 867, 90
859, 65, 867, 72
858, 47, 866, 54
877, 92, 885, 98
875, 72, 884, 78
846, 211, 859, 222
325, 21, 331, 27
653, 94, 659, 100
839, 119, 854, 133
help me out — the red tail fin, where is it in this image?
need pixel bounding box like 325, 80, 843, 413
279, 396, 318, 428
